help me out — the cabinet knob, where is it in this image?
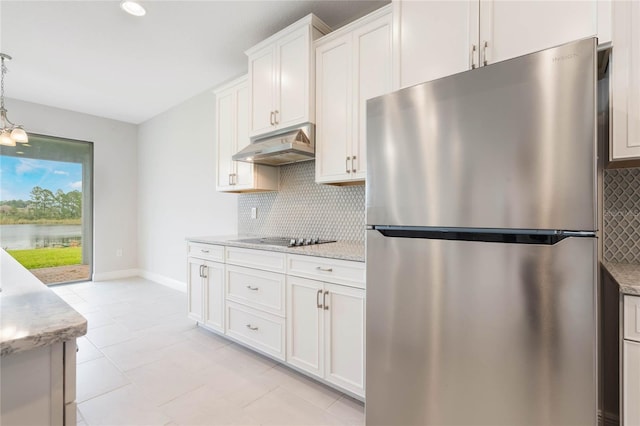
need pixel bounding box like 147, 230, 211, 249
246, 285, 259, 291
316, 266, 333, 272
317, 289, 323, 309
346, 156, 351, 173
352, 155, 357, 173
274, 110, 279, 125
245, 324, 259, 331
323, 291, 329, 310
270, 111, 275, 126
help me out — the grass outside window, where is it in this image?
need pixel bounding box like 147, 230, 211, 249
7, 247, 82, 269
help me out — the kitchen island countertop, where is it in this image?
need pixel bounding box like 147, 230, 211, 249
186, 235, 365, 262
0, 250, 87, 357
603, 262, 640, 296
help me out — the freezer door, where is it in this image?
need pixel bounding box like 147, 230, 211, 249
366, 38, 597, 231
365, 230, 597, 426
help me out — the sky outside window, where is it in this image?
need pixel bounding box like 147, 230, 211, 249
1, 156, 82, 201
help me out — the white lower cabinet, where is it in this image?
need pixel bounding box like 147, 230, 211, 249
1, 341, 78, 425
187, 257, 225, 333
187, 241, 365, 397
226, 300, 286, 361
624, 340, 640, 425
286, 275, 365, 397
624, 295, 640, 425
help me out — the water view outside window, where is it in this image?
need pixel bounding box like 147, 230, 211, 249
0, 136, 93, 285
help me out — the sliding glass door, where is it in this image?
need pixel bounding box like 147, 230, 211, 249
0, 134, 93, 285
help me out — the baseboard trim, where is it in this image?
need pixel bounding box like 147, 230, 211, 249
92, 269, 140, 281
139, 270, 186, 293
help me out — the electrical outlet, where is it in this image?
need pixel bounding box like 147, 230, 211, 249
116, 249, 123, 257
251, 207, 257, 219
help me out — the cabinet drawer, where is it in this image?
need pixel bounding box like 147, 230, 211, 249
225, 301, 285, 361
226, 246, 286, 272
286, 254, 365, 288
624, 295, 640, 342
188, 242, 225, 262
226, 265, 285, 317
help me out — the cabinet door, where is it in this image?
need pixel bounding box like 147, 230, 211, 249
234, 82, 255, 189
286, 276, 324, 378
611, 0, 640, 160
396, 0, 478, 88
323, 283, 365, 396
480, 0, 597, 65
215, 90, 235, 191
352, 13, 393, 180
187, 259, 204, 322
204, 261, 225, 332
624, 340, 640, 426
315, 35, 352, 184
276, 27, 310, 129
249, 45, 275, 136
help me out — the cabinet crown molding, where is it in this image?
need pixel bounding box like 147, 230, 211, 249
245, 13, 332, 56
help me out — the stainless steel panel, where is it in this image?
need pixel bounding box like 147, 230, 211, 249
366, 38, 597, 231
365, 230, 597, 426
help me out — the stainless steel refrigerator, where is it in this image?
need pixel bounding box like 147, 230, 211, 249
365, 38, 600, 426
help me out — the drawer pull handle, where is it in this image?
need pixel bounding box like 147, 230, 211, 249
201, 249, 210, 253
246, 324, 259, 331
246, 285, 259, 291
317, 289, 323, 309
316, 266, 333, 272
323, 291, 329, 310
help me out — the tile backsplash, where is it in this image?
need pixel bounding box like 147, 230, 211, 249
238, 163, 640, 261
604, 167, 640, 263
238, 161, 365, 242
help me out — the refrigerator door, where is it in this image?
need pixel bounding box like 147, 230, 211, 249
366, 38, 597, 231
365, 230, 597, 426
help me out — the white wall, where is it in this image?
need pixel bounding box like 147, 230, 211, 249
137, 90, 238, 289
6, 98, 139, 279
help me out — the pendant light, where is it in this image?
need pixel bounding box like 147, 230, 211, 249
0, 53, 28, 147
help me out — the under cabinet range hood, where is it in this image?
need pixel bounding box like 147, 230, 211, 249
232, 123, 315, 166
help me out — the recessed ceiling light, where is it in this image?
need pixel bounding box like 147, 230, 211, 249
120, 0, 146, 17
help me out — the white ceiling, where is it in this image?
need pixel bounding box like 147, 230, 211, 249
0, 0, 388, 124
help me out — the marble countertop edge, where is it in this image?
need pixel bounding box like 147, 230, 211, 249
186, 235, 365, 263
602, 261, 640, 296
1, 321, 87, 357
1, 250, 88, 357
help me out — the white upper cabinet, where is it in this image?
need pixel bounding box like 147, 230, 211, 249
315, 5, 393, 184
611, 0, 640, 161
479, 0, 598, 65
246, 14, 331, 138
215, 76, 279, 193
395, 0, 477, 88
395, 0, 607, 89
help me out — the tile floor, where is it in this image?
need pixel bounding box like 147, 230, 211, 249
52, 278, 364, 426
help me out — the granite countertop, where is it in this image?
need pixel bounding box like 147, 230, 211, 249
0, 250, 87, 357
186, 235, 365, 263
603, 262, 640, 296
